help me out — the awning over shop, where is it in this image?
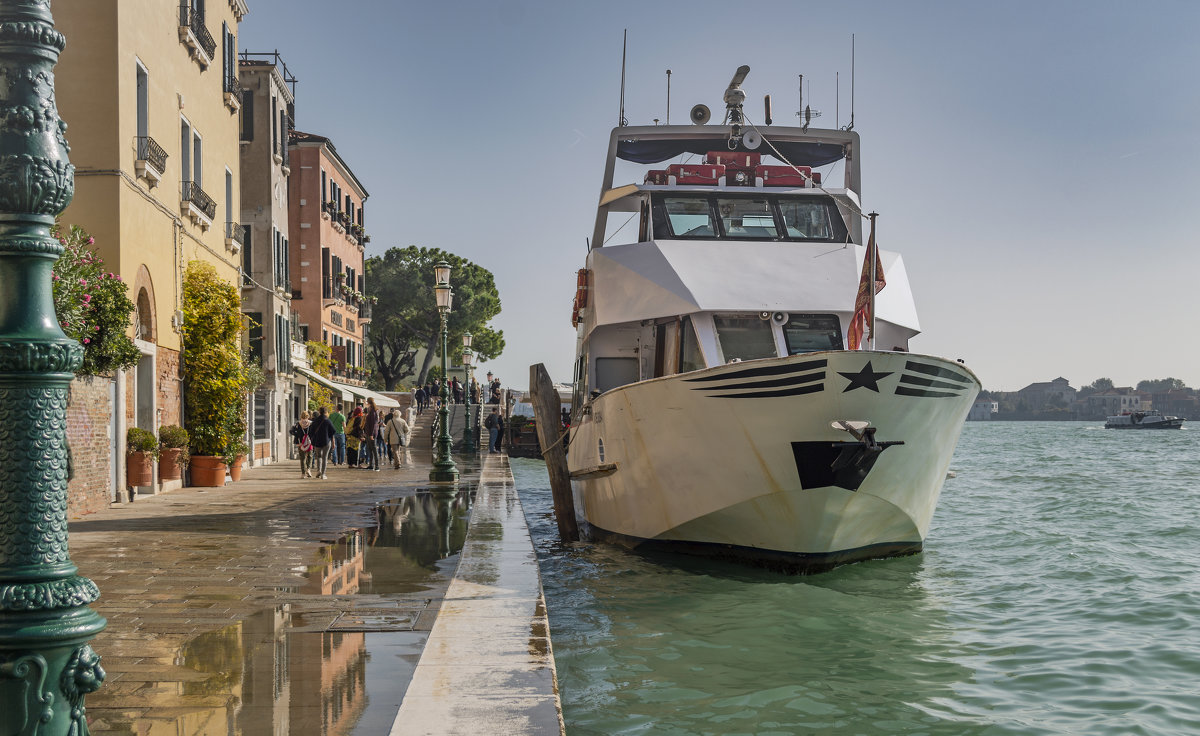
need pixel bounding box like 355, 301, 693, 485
294, 366, 353, 402
329, 381, 400, 409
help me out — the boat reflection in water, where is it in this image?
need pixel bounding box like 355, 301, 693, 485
90, 490, 472, 735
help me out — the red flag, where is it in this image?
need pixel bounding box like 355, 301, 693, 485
847, 220, 885, 350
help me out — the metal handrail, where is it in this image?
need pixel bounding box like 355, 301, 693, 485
224, 73, 243, 99
178, 4, 216, 59
136, 136, 167, 174
181, 180, 216, 220
226, 221, 246, 245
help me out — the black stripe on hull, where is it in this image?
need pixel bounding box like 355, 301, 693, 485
904, 360, 973, 385
1104, 423, 1184, 430
683, 359, 828, 383
707, 383, 824, 399
690, 370, 825, 392
895, 386, 961, 399
897, 374, 967, 391
580, 521, 922, 575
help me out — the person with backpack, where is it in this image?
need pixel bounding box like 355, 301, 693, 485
362, 397, 381, 471
291, 411, 314, 477
346, 406, 364, 467
308, 407, 337, 479
485, 407, 501, 453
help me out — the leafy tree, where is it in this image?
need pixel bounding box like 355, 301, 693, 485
365, 246, 504, 390
1137, 377, 1188, 393
1089, 377, 1114, 391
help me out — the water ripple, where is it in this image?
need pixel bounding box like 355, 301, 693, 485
514, 422, 1200, 735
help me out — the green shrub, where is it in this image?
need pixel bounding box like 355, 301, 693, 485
158, 425, 189, 449
126, 427, 160, 459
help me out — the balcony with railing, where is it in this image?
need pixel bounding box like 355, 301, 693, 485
178, 4, 215, 68
226, 221, 245, 252
224, 73, 243, 111
134, 136, 167, 187
181, 181, 216, 229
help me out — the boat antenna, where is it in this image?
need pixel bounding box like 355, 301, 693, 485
618, 30, 628, 127
836, 71, 839, 129
666, 69, 672, 124
723, 64, 750, 146
847, 33, 855, 131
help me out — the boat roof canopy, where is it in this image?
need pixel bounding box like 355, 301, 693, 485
617, 138, 847, 168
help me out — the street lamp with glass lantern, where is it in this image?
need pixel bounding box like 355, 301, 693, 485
461, 335, 475, 451
430, 261, 459, 482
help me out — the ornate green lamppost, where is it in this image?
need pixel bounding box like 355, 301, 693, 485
429, 261, 458, 482
461, 331, 474, 452
0, 1, 107, 733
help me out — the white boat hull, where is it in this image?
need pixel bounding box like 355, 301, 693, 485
567, 350, 979, 572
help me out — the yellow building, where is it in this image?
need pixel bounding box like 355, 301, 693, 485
56, 0, 248, 491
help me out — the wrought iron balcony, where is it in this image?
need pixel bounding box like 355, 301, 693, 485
134, 136, 167, 186
181, 180, 216, 226
226, 221, 246, 252
224, 74, 243, 110
178, 4, 216, 66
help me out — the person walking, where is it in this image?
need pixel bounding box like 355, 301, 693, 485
329, 405, 347, 465
414, 386, 426, 415
363, 397, 381, 471
485, 407, 501, 453
346, 406, 364, 467
291, 411, 314, 477
452, 377, 464, 405
384, 410, 411, 468
309, 407, 336, 479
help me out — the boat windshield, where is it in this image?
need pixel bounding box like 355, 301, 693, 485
782, 314, 843, 353
714, 315, 778, 363
652, 193, 848, 242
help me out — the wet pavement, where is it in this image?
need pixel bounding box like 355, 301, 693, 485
67, 431, 561, 735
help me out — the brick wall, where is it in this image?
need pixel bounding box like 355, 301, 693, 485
67, 376, 113, 518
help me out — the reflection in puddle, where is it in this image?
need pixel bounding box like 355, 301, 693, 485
87, 491, 470, 735
304, 489, 474, 597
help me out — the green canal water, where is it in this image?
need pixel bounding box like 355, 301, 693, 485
513, 422, 1200, 735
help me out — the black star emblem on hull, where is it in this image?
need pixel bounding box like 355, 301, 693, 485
839, 361, 893, 392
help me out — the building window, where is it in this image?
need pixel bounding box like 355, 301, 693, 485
180, 117, 192, 181
136, 62, 148, 139
242, 226, 252, 285
241, 90, 254, 141
247, 311, 263, 366
254, 390, 269, 439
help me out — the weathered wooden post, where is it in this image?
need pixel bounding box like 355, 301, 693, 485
0, 1, 107, 732
529, 363, 578, 541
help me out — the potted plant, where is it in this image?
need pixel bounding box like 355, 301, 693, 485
126, 427, 159, 487
158, 424, 190, 482
181, 262, 254, 487
226, 438, 250, 482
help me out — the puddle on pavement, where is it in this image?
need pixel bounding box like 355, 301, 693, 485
303, 488, 475, 597
86, 489, 474, 735
88, 606, 426, 735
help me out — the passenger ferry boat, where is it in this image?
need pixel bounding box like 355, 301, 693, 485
565, 67, 980, 573
1104, 410, 1184, 429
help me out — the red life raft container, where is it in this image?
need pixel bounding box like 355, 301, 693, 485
756, 164, 812, 187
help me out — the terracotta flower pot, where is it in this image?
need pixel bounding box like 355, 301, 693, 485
159, 448, 184, 482
228, 454, 246, 482
189, 455, 228, 487
126, 451, 153, 487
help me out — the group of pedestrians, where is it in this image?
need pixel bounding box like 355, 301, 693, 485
290, 397, 413, 477
414, 377, 484, 415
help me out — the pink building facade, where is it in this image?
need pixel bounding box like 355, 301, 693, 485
287, 131, 371, 386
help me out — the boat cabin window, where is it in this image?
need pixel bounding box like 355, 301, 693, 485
782, 313, 843, 354
652, 193, 847, 242
661, 197, 715, 237
595, 357, 638, 394
714, 315, 778, 363
716, 198, 778, 239
679, 316, 706, 372
778, 200, 835, 240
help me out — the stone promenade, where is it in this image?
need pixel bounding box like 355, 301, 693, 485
68, 433, 563, 735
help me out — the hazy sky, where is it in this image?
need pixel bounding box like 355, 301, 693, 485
238, 0, 1200, 392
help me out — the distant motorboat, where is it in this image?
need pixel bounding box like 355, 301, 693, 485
1104, 410, 1184, 429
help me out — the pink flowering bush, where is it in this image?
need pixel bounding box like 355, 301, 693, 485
51, 222, 140, 376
